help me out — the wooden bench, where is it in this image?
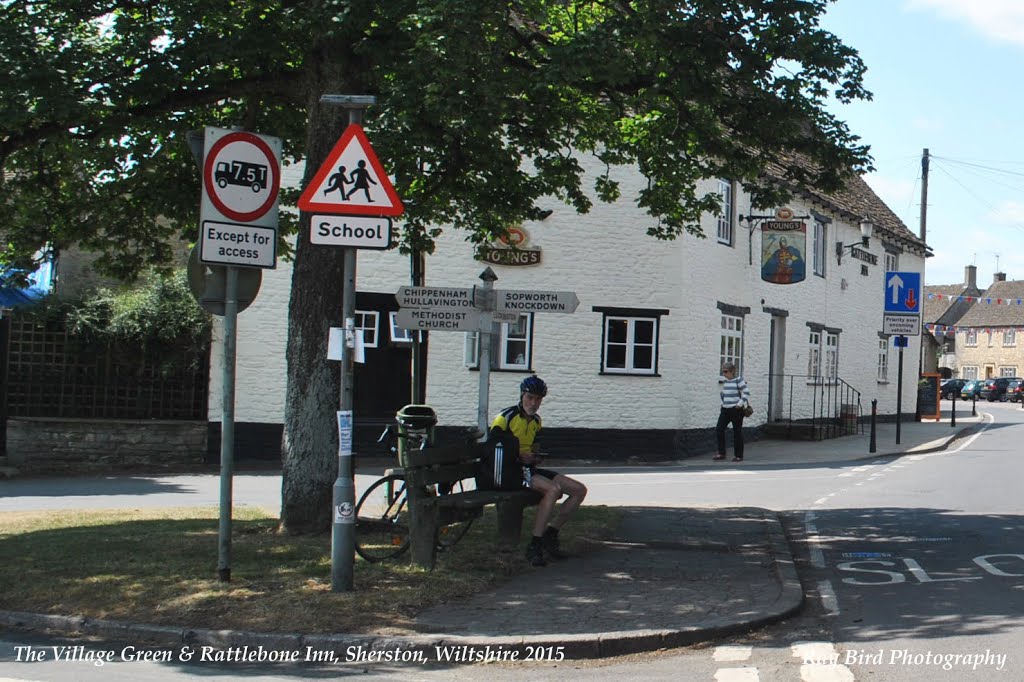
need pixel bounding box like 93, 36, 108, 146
402, 440, 540, 569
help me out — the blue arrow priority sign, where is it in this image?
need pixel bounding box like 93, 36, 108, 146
884, 271, 921, 314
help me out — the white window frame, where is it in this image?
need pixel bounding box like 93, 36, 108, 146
463, 331, 479, 367
716, 179, 734, 245
808, 328, 839, 383
987, 330, 994, 347
354, 310, 379, 348
1000, 366, 1017, 378
965, 329, 978, 347
808, 330, 821, 380
602, 315, 659, 375
884, 251, 898, 272
812, 220, 827, 277
963, 366, 979, 380
1005, 328, 1016, 347
877, 337, 889, 383
389, 312, 413, 343
463, 314, 534, 370
720, 314, 743, 375
498, 314, 532, 370
824, 332, 839, 382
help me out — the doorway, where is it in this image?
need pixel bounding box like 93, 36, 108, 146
767, 313, 787, 422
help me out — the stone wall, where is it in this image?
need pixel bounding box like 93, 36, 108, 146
6, 418, 208, 472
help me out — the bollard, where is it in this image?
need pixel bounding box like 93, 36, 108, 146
951, 390, 956, 428
972, 394, 977, 417
869, 399, 877, 454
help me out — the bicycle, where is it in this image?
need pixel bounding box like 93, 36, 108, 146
354, 424, 477, 562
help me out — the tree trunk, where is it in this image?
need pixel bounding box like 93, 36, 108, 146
279, 73, 353, 534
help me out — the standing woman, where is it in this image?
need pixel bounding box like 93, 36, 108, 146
713, 362, 751, 462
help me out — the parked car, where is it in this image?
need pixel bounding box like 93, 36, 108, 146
960, 380, 984, 400
979, 377, 1022, 402
940, 378, 967, 399
1007, 378, 1024, 403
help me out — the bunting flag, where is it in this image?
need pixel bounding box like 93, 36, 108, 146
925, 292, 1024, 335
927, 292, 1024, 306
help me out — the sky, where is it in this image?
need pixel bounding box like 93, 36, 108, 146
820, 0, 1024, 288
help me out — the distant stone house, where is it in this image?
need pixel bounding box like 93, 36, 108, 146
923, 265, 984, 377
951, 274, 1024, 382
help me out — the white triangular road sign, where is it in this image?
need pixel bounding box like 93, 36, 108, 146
298, 124, 404, 217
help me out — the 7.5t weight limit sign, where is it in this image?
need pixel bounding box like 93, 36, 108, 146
200, 127, 281, 268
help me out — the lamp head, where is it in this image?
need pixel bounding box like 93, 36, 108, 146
859, 219, 874, 246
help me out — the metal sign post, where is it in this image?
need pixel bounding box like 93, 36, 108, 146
317, 95, 379, 594
896, 338, 905, 445
217, 266, 238, 582
190, 127, 279, 583
476, 269, 498, 437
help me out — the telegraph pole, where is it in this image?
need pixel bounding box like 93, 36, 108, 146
920, 148, 929, 245
915, 148, 930, 420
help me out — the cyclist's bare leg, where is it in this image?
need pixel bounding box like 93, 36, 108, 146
548, 474, 587, 529
528, 474, 562, 537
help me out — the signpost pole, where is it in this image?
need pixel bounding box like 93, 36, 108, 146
476, 268, 498, 436
217, 266, 238, 581
411, 250, 425, 403
326, 96, 376, 593
896, 345, 904, 445
193, 126, 279, 583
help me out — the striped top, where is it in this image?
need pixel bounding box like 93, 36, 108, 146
720, 376, 751, 409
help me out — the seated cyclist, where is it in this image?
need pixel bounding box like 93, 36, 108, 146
490, 375, 588, 567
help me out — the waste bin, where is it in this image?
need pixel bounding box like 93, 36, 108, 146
840, 403, 858, 434
395, 404, 437, 466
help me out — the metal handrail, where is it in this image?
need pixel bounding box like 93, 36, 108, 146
766, 373, 862, 440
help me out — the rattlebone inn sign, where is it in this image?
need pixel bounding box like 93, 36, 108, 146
476, 225, 542, 266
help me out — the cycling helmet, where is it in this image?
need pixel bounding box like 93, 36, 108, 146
520, 375, 548, 397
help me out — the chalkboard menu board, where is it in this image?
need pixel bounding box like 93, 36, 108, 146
917, 373, 941, 420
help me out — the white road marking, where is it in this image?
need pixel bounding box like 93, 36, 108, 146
714, 645, 754, 662
791, 641, 839, 663
810, 546, 825, 569
714, 668, 759, 681
805, 511, 826, 568
800, 664, 855, 681
818, 579, 840, 616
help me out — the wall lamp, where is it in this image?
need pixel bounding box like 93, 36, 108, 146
835, 219, 874, 264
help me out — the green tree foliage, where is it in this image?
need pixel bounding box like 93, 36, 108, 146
0, 0, 872, 531
23, 269, 211, 350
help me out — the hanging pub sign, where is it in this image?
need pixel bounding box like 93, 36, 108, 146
476, 225, 542, 266
760, 208, 807, 284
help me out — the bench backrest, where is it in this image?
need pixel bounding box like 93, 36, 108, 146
403, 441, 482, 490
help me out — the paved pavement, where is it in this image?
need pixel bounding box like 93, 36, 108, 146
0, 407, 989, 662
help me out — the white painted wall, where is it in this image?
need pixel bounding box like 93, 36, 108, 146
208, 157, 924, 434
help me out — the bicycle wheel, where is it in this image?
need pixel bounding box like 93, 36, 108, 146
436, 479, 475, 549
355, 474, 411, 562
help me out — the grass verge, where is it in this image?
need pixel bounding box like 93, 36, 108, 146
0, 505, 619, 635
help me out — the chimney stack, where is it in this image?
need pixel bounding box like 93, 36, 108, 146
994, 272, 1007, 284
965, 265, 977, 289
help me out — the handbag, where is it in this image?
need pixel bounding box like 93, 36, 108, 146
742, 404, 753, 417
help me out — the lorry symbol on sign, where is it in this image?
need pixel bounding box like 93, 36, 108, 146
215, 160, 268, 193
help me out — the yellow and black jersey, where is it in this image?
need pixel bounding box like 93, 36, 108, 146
490, 404, 542, 454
